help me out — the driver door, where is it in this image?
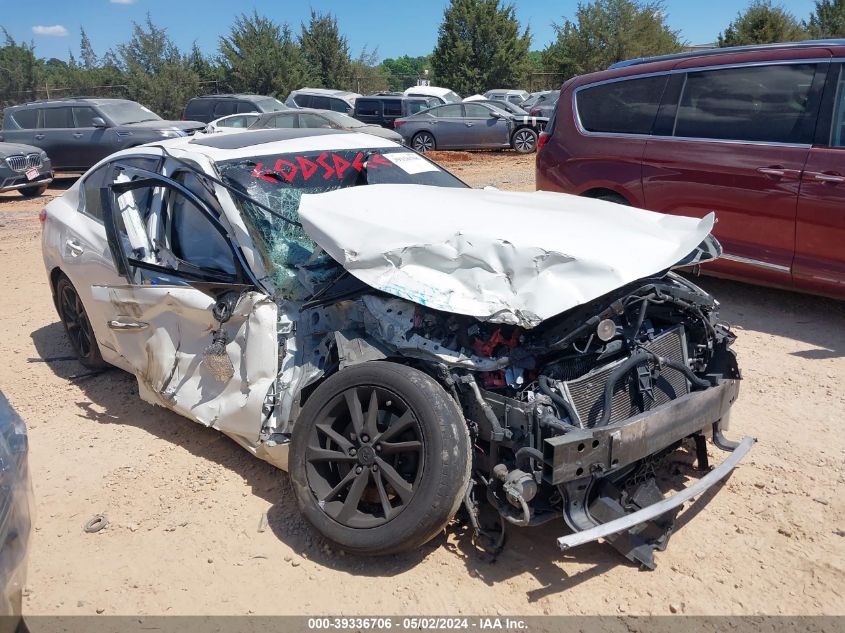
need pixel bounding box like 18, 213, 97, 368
88, 164, 278, 441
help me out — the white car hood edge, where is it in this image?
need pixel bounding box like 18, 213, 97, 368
298, 184, 716, 329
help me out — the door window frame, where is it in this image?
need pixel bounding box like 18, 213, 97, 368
100, 165, 256, 287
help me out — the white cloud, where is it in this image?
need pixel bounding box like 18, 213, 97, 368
110, 0, 137, 4
32, 25, 68, 36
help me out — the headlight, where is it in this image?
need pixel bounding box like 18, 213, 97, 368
159, 130, 185, 138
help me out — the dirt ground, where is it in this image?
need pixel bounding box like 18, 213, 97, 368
0, 152, 843, 617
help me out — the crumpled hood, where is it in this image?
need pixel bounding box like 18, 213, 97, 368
298, 184, 716, 328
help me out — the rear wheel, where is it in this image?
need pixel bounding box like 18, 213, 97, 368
511, 128, 538, 153
290, 362, 471, 555
19, 184, 48, 198
56, 275, 105, 369
412, 132, 436, 153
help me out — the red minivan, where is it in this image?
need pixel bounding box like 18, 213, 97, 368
536, 40, 845, 299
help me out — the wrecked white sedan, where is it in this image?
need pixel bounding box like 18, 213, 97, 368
41, 129, 751, 567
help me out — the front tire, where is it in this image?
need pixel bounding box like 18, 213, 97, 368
511, 128, 537, 153
19, 184, 48, 198
56, 275, 105, 369
290, 362, 471, 555
411, 132, 436, 153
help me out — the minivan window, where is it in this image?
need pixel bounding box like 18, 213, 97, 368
213, 101, 236, 117
829, 68, 845, 147
674, 63, 818, 144
383, 101, 402, 117
356, 99, 380, 116
576, 75, 668, 135
310, 95, 330, 110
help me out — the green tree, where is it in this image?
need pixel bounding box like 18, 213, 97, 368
542, 0, 682, 78
117, 15, 199, 119
718, 1, 808, 46
0, 30, 39, 105
299, 10, 352, 88
806, 0, 845, 37
431, 0, 531, 96
379, 55, 432, 91
80, 28, 98, 70
219, 12, 311, 98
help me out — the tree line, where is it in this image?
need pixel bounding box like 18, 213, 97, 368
1, 0, 844, 119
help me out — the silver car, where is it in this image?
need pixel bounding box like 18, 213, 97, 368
249, 108, 404, 143
395, 102, 539, 153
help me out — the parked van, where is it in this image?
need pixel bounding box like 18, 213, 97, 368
353, 95, 440, 128
536, 40, 845, 299
183, 94, 287, 123
285, 88, 361, 115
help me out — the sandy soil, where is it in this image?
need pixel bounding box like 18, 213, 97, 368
0, 155, 843, 617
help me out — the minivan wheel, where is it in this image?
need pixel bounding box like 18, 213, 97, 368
56, 275, 106, 369
19, 184, 48, 198
594, 193, 631, 206
290, 362, 471, 555
412, 132, 436, 153
511, 128, 538, 153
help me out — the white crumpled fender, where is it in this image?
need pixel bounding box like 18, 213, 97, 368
298, 184, 715, 328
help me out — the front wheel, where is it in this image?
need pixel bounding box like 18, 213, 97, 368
19, 183, 48, 198
511, 128, 538, 153
411, 132, 436, 153
290, 362, 471, 555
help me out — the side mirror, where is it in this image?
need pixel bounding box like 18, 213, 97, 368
92, 117, 107, 128
490, 112, 502, 119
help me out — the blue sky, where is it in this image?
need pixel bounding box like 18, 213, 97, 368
2, 0, 820, 62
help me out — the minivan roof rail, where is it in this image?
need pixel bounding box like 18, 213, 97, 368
609, 39, 845, 69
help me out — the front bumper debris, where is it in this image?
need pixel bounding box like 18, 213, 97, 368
557, 434, 754, 553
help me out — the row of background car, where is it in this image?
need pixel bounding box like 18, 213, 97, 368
0, 85, 558, 198
198, 87, 556, 153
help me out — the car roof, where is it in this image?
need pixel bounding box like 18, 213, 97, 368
191, 94, 272, 100
403, 86, 455, 97
9, 97, 134, 108
291, 88, 360, 98
610, 38, 845, 69
136, 129, 399, 161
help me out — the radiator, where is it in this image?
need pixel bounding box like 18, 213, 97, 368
560, 326, 690, 428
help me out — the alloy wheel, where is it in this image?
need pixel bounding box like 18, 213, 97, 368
413, 133, 434, 152
513, 129, 536, 152
60, 283, 93, 359
304, 385, 424, 529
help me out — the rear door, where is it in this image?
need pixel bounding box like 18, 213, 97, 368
88, 164, 277, 440
35, 106, 76, 169
430, 104, 466, 149
794, 62, 845, 296
642, 59, 828, 287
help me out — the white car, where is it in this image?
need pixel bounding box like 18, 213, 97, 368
402, 85, 462, 104
204, 112, 262, 133
41, 128, 749, 565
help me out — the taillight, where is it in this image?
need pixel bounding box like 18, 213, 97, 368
394, 120, 404, 128
537, 132, 549, 151
39, 208, 47, 224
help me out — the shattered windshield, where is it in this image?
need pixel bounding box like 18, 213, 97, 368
217, 148, 467, 300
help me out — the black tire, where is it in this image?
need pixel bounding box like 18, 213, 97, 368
411, 132, 436, 153
290, 361, 471, 555
511, 127, 538, 154
55, 275, 106, 369
19, 184, 48, 198
594, 192, 630, 206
